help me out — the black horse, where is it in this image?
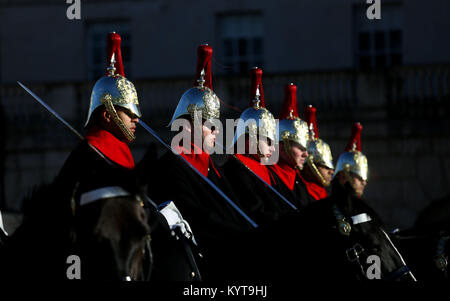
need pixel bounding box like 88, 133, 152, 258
0, 175, 204, 282
0, 181, 153, 281
393, 194, 450, 282
213, 180, 417, 281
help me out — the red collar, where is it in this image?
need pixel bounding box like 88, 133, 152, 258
297, 171, 328, 200
235, 154, 273, 186
84, 127, 135, 169
268, 161, 297, 190
175, 143, 221, 178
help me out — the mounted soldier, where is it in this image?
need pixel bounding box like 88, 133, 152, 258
223, 68, 297, 226
144, 44, 255, 280
300, 104, 335, 200
54, 32, 141, 201
333, 122, 368, 198
268, 83, 316, 208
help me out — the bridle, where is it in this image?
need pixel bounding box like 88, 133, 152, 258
332, 204, 372, 279
332, 204, 416, 281
72, 185, 153, 281
434, 232, 449, 278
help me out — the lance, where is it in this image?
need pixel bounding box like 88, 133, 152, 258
17, 81, 258, 229
17, 81, 115, 166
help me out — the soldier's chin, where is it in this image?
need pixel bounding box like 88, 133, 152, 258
203, 142, 214, 153
260, 156, 272, 165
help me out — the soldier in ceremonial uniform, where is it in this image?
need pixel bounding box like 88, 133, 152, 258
2, 32, 148, 280
223, 68, 296, 226
300, 105, 335, 200
145, 44, 255, 280
267, 83, 316, 208
333, 122, 368, 198
51, 33, 196, 281
54, 32, 140, 199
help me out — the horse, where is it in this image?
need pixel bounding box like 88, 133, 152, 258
0, 181, 153, 281
392, 194, 450, 282
215, 180, 417, 281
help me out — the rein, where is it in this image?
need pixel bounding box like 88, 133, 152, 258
332, 204, 416, 281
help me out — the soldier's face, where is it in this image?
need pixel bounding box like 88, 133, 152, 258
258, 137, 275, 159
351, 173, 367, 197
280, 142, 308, 169
117, 109, 139, 135
317, 165, 334, 186
202, 123, 219, 152
338, 171, 367, 197
290, 144, 308, 169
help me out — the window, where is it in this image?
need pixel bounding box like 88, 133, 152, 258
86, 22, 131, 80
354, 5, 402, 69
217, 13, 263, 74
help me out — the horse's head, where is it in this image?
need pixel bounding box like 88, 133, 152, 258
74, 185, 152, 281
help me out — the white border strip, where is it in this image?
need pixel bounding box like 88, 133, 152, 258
80, 186, 131, 206
351, 213, 372, 225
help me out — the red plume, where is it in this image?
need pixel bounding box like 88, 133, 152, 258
106, 32, 125, 77
304, 105, 319, 139
195, 44, 213, 90
345, 122, 363, 151
279, 83, 299, 120
249, 67, 265, 108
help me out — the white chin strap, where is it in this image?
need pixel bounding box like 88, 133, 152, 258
80, 186, 131, 206
351, 213, 372, 225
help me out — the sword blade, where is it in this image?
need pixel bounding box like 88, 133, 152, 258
138, 120, 258, 229
17, 81, 114, 165
17, 81, 84, 140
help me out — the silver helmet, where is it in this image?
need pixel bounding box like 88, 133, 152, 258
232, 67, 277, 146
278, 83, 309, 150
334, 122, 368, 181
85, 32, 141, 142
168, 44, 220, 126
304, 105, 334, 185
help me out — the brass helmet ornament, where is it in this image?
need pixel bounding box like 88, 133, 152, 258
304, 105, 334, 185
232, 67, 277, 150
278, 84, 309, 170
85, 32, 141, 142
168, 44, 220, 126
334, 122, 368, 182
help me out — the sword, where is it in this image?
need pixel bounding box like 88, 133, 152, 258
138, 120, 258, 228
18, 81, 84, 140
18, 81, 258, 228
17, 81, 114, 165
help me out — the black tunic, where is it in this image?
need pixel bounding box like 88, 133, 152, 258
54, 141, 199, 280
222, 155, 296, 226
268, 168, 316, 211
53, 140, 135, 201
144, 150, 256, 279
147, 151, 253, 234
